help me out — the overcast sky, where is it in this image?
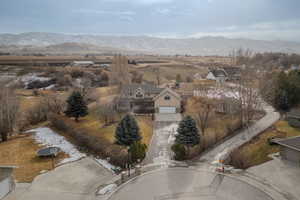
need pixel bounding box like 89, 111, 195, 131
1, 0, 300, 41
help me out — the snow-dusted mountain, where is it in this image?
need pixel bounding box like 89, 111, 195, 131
1, 32, 300, 55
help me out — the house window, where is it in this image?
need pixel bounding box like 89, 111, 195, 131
135, 88, 144, 98
164, 95, 171, 100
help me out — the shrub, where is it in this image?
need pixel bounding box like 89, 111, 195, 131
49, 114, 128, 167
129, 142, 147, 163
171, 143, 187, 161
26, 102, 49, 125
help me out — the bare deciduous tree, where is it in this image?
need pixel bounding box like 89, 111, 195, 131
0, 88, 19, 142
110, 54, 131, 86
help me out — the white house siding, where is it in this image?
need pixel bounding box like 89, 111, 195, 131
206, 72, 216, 80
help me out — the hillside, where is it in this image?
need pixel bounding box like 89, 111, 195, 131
1, 32, 300, 55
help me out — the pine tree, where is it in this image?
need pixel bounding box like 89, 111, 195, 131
176, 116, 200, 147
64, 91, 88, 122
115, 114, 141, 146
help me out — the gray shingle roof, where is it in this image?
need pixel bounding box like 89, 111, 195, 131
223, 67, 241, 77
121, 84, 163, 96
274, 136, 300, 152
210, 69, 227, 77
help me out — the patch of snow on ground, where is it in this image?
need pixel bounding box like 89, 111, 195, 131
97, 184, 117, 195
26, 127, 86, 164
194, 88, 240, 99
26, 127, 117, 171
94, 158, 116, 172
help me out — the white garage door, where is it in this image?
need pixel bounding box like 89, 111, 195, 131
159, 107, 176, 114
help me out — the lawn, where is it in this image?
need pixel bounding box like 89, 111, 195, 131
0, 135, 67, 182
55, 111, 153, 147
230, 120, 300, 168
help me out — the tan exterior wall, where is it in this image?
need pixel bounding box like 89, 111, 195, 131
154, 91, 181, 109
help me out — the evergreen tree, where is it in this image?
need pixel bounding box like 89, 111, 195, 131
129, 142, 147, 163
176, 116, 200, 147
64, 91, 88, 122
115, 114, 141, 146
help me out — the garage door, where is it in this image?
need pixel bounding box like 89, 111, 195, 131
159, 107, 176, 114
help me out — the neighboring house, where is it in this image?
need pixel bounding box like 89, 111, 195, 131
206, 69, 228, 83
273, 136, 300, 165
154, 88, 182, 114
0, 166, 15, 199
71, 61, 95, 67
118, 84, 163, 113
223, 67, 241, 81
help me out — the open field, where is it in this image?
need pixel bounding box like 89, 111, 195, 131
138, 64, 204, 83
230, 120, 300, 169
0, 135, 68, 182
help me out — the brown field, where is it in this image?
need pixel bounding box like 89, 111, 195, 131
0, 135, 68, 182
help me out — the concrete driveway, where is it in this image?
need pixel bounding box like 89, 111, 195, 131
4, 158, 115, 200
143, 113, 182, 165
108, 168, 273, 200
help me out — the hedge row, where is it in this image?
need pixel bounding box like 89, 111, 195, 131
49, 114, 128, 167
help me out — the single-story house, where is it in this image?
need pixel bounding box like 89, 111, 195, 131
273, 136, 300, 164
223, 67, 241, 81
154, 88, 182, 114
118, 84, 181, 114
0, 166, 15, 199
206, 69, 228, 83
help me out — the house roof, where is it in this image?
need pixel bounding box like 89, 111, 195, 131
153, 88, 181, 101
223, 67, 241, 77
121, 84, 163, 96
210, 69, 227, 77
274, 136, 300, 152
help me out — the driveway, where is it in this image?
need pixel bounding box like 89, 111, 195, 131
108, 168, 274, 200
198, 103, 280, 165
4, 158, 115, 200
143, 113, 181, 165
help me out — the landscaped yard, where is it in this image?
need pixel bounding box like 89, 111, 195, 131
230, 120, 300, 169
0, 135, 67, 182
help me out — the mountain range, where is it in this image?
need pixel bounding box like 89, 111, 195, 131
1, 32, 300, 55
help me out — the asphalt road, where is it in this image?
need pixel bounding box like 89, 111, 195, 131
108, 168, 273, 200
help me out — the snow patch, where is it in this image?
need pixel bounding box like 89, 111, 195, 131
26, 127, 86, 164
94, 158, 116, 172
26, 127, 117, 171
97, 184, 117, 195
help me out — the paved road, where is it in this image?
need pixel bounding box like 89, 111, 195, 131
108, 168, 274, 200
4, 158, 114, 200
143, 113, 181, 165
198, 103, 280, 165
